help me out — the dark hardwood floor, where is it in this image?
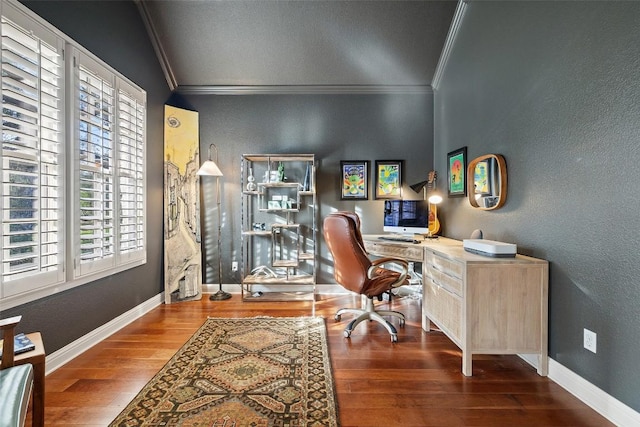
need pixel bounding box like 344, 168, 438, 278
40, 293, 612, 426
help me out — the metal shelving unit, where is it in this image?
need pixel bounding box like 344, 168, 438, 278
240, 154, 316, 301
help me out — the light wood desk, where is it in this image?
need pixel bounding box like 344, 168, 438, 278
362, 235, 549, 377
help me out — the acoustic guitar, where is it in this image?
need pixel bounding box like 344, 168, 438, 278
427, 171, 441, 236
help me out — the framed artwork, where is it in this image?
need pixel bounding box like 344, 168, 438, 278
340, 160, 369, 200
447, 147, 467, 197
164, 105, 202, 303
474, 159, 492, 196
374, 160, 403, 199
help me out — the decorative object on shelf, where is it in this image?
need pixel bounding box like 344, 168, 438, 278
467, 153, 507, 210
410, 170, 442, 237
163, 105, 202, 304
447, 146, 467, 197
374, 160, 403, 199
252, 222, 266, 231
278, 161, 285, 182
267, 200, 281, 209
197, 143, 232, 301
246, 167, 257, 191
250, 265, 278, 278
303, 163, 311, 191
340, 160, 369, 200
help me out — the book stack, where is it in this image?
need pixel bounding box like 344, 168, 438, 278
0, 333, 36, 356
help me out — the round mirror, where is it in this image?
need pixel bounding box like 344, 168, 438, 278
467, 154, 507, 210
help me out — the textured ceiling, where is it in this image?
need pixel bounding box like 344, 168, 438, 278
139, 0, 457, 91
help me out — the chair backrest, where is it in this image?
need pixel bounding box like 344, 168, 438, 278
323, 212, 371, 294
1, 315, 21, 369
332, 211, 365, 248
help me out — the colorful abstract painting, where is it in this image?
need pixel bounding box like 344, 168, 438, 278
340, 160, 369, 200
447, 147, 467, 197
375, 160, 403, 199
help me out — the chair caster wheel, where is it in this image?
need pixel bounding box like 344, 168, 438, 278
391, 334, 398, 343
335, 314, 341, 321
344, 330, 351, 338
399, 319, 405, 327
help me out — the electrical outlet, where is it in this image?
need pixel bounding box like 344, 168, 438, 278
584, 328, 597, 353
231, 261, 238, 272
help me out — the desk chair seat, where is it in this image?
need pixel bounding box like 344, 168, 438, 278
323, 212, 409, 342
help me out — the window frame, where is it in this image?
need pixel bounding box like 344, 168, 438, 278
0, 0, 147, 310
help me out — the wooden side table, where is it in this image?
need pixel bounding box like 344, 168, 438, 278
12, 332, 45, 427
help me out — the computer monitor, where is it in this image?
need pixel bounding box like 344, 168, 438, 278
383, 200, 430, 235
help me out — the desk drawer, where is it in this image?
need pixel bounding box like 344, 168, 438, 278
424, 278, 462, 344
426, 267, 463, 296
426, 251, 463, 279
364, 241, 423, 262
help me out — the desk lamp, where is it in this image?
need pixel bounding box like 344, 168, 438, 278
410, 170, 442, 237
197, 143, 232, 301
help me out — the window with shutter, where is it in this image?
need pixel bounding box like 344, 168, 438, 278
1, 12, 64, 298
1, 0, 146, 308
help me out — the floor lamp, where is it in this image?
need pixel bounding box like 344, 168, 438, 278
197, 143, 232, 301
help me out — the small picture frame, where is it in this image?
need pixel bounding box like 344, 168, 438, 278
374, 160, 403, 199
447, 147, 467, 197
340, 160, 369, 200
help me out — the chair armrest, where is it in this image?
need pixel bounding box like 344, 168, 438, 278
0, 316, 21, 330
0, 315, 21, 369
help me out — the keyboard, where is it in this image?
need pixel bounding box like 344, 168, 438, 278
377, 236, 418, 243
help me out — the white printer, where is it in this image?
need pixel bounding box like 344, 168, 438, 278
462, 239, 517, 258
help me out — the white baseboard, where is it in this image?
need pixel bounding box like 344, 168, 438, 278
548, 358, 639, 427
45, 293, 164, 375
519, 354, 639, 426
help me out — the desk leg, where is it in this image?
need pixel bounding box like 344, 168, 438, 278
32, 360, 45, 427
537, 353, 549, 376
462, 352, 473, 376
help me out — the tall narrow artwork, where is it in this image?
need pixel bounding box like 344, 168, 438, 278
164, 105, 202, 303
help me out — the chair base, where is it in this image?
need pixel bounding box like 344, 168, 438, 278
335, 297, 405, 342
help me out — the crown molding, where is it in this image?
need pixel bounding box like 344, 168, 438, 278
432, 0, 468, 91
174, 85, 433, 95
134, 0, 177, 91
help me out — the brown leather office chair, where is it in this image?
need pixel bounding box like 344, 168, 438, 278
323, 212, 409, 342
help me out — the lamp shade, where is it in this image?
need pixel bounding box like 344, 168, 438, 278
197, 160, 223, 176
411, 170, 442, 204
409, 180, 429, 194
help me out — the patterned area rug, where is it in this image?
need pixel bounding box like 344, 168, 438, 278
110, 317, 339, 427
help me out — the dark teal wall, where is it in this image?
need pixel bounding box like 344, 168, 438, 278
435, 1, 640, 411
5, 1, 170, 352
184, 94, 434, 285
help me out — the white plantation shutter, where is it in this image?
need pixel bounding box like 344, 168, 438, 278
74, 52, 146, 277
75, 60, 115, 275
1, 11, 64, 297
117, 85, 145, 262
